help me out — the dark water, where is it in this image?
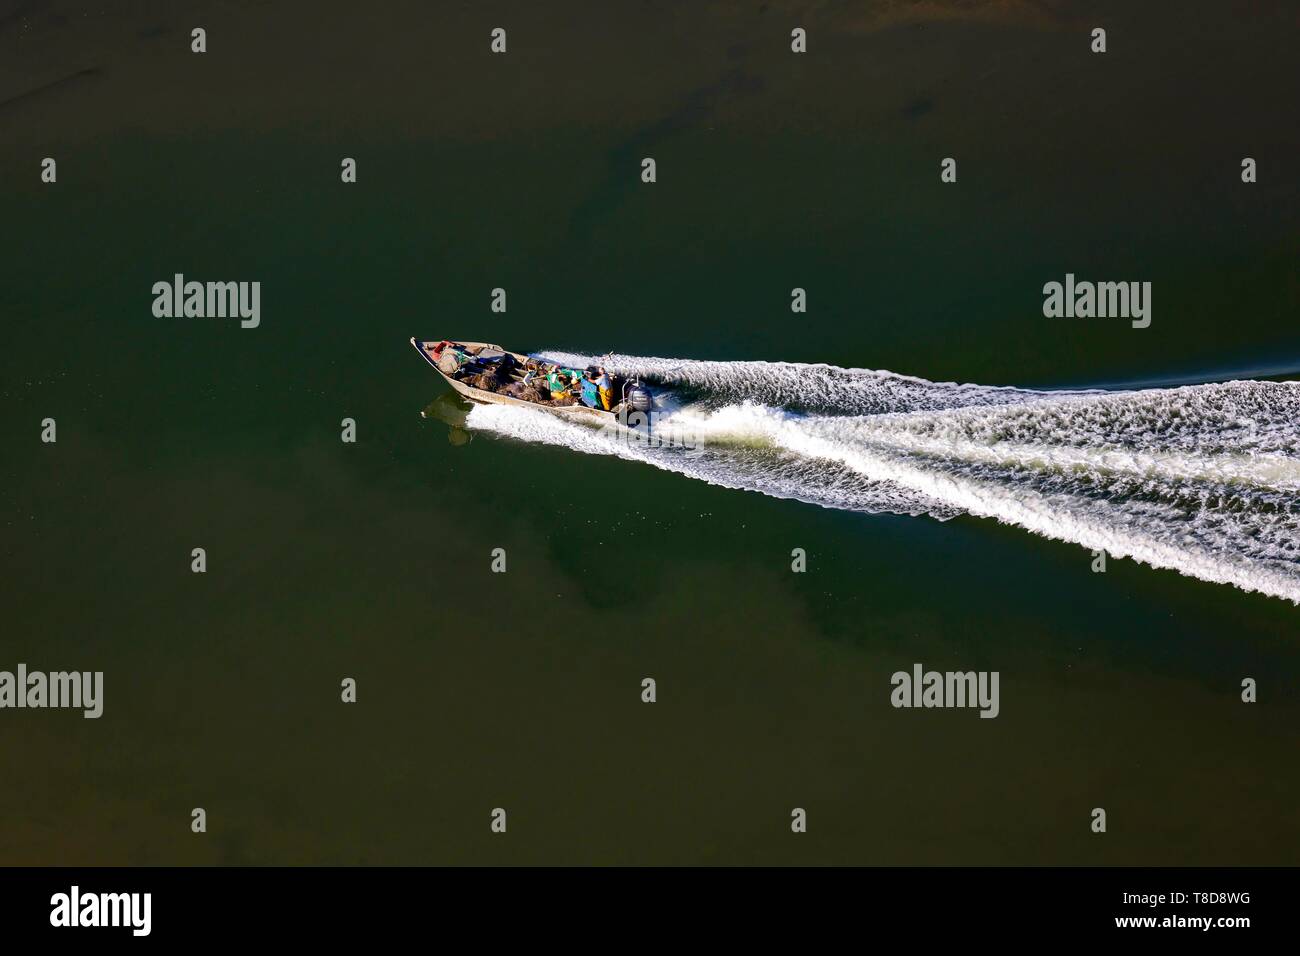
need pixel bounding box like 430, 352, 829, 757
1, 2, 1297, 864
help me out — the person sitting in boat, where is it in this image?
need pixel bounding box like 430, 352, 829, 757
594, 367, 613, 411
578, 368, 603, 409
578, 367, 614, 411
546, 367, 581, 404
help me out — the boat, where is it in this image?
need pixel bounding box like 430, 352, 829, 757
409, 338, 653, 423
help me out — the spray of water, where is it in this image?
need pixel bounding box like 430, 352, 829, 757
463, 352, 1300, 603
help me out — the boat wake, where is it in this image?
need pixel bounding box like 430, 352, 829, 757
463, 352, 1300, 603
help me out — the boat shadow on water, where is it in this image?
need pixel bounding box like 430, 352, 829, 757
421, 392, 474, 445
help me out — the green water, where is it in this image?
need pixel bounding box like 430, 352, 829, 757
1, 2, 1297, 864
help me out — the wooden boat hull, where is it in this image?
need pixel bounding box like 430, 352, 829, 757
410, 338, 619, 423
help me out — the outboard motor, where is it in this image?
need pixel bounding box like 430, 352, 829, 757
626, 382, 654, 414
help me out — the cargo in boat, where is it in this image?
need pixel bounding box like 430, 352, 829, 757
409, 338, 654, 422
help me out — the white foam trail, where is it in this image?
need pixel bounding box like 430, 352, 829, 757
466, 401, 955, 517
464, 356, 1300, 603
